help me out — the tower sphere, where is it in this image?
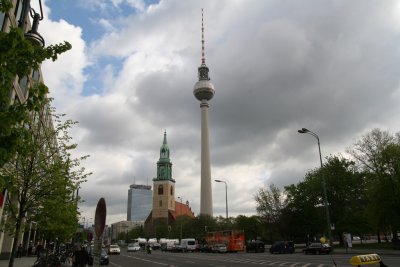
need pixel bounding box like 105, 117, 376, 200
194, 80, 215, 101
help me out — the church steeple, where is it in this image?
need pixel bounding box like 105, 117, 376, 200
154, 131, 174, 181
159, 130, 170, 161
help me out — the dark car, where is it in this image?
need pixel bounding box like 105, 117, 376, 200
246, 240, 265, 253
198, 243, 212, 253
302, 243, 332, 255
269, 241, 295, 254
88, 248, 109, 265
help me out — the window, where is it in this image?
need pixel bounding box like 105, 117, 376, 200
19, 76, 28, 96
14, 0, 23, 27
32, 69, 40, 81
159, 200, 162, 207
170, 186, 173, 196
0, 10, 5, 31
158, 185, 163, 195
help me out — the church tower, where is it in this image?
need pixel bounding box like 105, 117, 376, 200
152, 131, 176, 220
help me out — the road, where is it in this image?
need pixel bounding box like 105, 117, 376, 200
106, 250, 399, 267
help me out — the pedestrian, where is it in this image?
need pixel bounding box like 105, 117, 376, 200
16, 244, 22, 258
72, 244, 89, 267
28, 243, 32, 256
35, 242, 43, 260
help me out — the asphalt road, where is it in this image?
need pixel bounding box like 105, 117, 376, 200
106, 250, 399, 267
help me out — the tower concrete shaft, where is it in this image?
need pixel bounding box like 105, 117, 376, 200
200, 100, 213, 216
194, 9, 215, 217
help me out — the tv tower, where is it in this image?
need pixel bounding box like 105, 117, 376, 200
193, 9, 215, 217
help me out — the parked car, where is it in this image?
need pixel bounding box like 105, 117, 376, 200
197, 243, 212, 253
212, 244, 227, 253
88, 249, 109, 266
150, 242, 161, 250
269, 241, 295, 254
127, 243, 141, 252
246, 240, 265, 253
302, 243, 332, 255
108, 244, 121, 255
171, 244, 184, 252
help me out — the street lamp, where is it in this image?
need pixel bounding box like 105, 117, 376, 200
214, 179, 228, 219
178, 196, 183, 240
298, 128, 333, 245
19, 0, 45, 47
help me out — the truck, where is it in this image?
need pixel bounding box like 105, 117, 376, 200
205, 230, 245, 252
180, 238, 196, 252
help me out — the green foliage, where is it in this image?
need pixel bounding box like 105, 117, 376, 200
0, 96, 90, 263
348, 129, 400, 241
254, 183, 285, 240
234, 215, 264, 241
0, 0, 12, 13
0, 27, 71, 170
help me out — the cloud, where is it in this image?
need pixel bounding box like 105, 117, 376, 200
40, 0, 400, 224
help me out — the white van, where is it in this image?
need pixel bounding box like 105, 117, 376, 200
181, 238, 196, 252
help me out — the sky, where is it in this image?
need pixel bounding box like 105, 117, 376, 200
34, 0, 400, 225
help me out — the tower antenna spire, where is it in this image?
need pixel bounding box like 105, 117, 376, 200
201, 8, 206, 66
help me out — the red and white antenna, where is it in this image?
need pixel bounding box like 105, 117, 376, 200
201, 8, 206, 65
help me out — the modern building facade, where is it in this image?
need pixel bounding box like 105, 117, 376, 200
127, 184, 152, 221
193, 10, 215, 217
0, 0, 49, 259
110, 220, 144, 242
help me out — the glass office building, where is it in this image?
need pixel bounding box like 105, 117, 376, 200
127, 184, 152, 221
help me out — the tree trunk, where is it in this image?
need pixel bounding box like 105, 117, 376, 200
8, 217, 22, 267
377, 230, 381, 244
393, 230, 399, 241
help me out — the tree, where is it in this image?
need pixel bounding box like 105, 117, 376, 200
321, 155, 369, 243
233, 215, 264, 242
254, 184, 285, 240
347, 129, 400, 243
281, 156, 370, 243
0, 94, 90, 267
283, 176, 324, 241
0, 20, 71, 172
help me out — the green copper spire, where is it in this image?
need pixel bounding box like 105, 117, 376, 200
154, 131, 174, 181
160, 130, 170, 161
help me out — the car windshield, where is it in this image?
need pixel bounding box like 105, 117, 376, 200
110, 245, 119, 248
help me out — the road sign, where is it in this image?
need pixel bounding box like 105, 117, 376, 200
94, 198, 106, 238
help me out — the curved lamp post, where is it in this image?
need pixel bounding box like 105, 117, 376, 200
214, 179, 228, 219
298, 128, 333, 245
178, 196, 183, 240
19, 0, 45, 47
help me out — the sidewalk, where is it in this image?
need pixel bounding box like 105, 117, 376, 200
0, 256, 36, 267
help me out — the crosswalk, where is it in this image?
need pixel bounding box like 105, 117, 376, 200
122, 252, 337, 267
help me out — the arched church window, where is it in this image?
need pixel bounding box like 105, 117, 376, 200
170, 186, 173, 196
158, 185, 163, 195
